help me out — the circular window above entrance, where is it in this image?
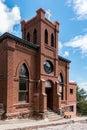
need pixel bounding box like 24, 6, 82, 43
44, 61, 53, 74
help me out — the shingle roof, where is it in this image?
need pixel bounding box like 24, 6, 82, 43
0, 32, 39, 50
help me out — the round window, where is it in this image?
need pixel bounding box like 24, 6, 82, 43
44, 61, 53, 74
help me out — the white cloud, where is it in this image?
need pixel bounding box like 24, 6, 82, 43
59, 41, 63, 51
59, 41, 69, 57
67, 0, 87, 20
70, 80, 75, 82
58, 41, 63, 55
64, 34, 87, 56
0, 0, 21, 34
63, 51, 69, 57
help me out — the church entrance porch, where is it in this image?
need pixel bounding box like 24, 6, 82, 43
45, 80, 53, 110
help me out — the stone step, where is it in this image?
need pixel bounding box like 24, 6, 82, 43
46, 109, 63, 122
47, 115, 60, 118
47, 114, 62, 119
47, 113, 59, 116
49, 117, 63, 121
46, 112, 59, 116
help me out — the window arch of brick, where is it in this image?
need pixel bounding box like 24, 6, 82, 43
33, 29, 37, 44
27, 32, 30, 41
19, 63, 29, 102
51, 33, 54, 47
58, 73, 64, 100
44, 29, 48, 44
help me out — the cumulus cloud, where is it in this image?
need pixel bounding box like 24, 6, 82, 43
58, 41, 69, 57
64, 34, 87, 56
0, 0, 21, 34
67, 0, 87, 20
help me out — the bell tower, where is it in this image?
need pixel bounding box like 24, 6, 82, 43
21, 8, 62, 112
21, 8, 60, 79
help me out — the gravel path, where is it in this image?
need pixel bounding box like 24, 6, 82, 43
0, 117, 87, 130
33, 121, 87, 130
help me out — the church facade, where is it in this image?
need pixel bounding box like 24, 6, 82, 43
0, 8, 76, 118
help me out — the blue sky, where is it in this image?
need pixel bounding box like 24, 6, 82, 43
0, 0, 87, 90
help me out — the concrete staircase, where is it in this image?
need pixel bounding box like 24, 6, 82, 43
45, 109, 63, 121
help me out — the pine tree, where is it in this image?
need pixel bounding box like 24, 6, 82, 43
77, 86, 87, 115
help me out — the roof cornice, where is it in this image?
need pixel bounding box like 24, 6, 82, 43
58, 55, 71, 63
0, 32, 39, 50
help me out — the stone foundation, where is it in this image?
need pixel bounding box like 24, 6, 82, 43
6, 111, 33, 120
4, 111, 45, 120
32, 111, 45, 120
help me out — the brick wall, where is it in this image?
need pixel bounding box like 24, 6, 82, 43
0, 8, 76, 118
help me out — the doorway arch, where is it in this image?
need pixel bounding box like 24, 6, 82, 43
45, 80, 53, 110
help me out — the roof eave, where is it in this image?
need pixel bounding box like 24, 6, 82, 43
0, 32, 39, 50
58, 55, 71, 63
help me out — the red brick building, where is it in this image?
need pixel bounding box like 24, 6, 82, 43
0, 8, 76, 118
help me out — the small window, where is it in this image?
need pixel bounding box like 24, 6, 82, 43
70, 89, 73, 94
44, 29, 48, 44
51, 33, 54, 47
33, 29, 37, 44
69, 106, 74, 112
27, 32, 30, 41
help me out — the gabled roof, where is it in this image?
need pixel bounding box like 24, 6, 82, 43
0, 32, 39, 50
58, 55, 71, 63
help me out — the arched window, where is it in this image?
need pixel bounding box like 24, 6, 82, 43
19, 64, 29, 102
27, 32, 30, 41
58, 73, 64, 100
33, 29, 37, 44
44, 29, 48, 44
51, 33, 54, 47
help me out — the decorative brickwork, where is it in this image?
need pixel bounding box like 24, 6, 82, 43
0, 8, 76, 119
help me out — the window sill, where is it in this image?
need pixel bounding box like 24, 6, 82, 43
13, 102, 30, 109
45, 44, 56, 51
61, 100, 66, 104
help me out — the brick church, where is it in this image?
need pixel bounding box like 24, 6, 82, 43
0, 8, 76, 119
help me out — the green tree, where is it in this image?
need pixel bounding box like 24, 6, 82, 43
77, 86, 87, 115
